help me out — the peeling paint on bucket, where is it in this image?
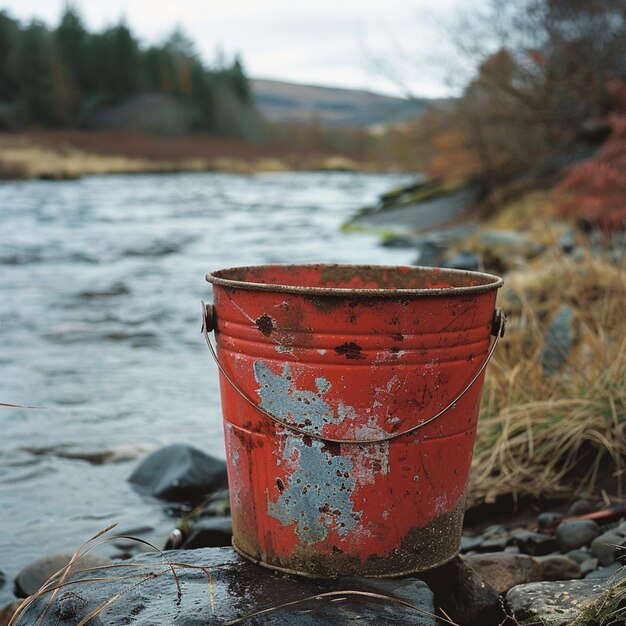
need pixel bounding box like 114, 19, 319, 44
206, 264, 503, 577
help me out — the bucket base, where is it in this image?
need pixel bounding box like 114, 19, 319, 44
231, 499, 465, 579
232, 539, 460, 579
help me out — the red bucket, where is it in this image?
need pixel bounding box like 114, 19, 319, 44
204, 264, 504, 577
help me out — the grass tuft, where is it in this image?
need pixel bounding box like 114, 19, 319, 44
469, 242, 626, 506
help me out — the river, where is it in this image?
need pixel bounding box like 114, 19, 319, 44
0, 171, 417, 602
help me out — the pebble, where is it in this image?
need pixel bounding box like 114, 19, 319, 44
555, 519, 601, 552
584, 561, 626, 580
536, 555, 582, 581
580, 557, 599, 576
464, 552, 542, 594
566, 548, 591, 565
591, 529, 626, 565
514, 531, 558, 556
15, 553, 113, 598
566, 499, 597, 516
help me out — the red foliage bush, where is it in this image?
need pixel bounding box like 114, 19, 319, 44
557, 82, 626, 231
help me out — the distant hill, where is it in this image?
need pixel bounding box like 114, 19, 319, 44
250, 79, 435, 127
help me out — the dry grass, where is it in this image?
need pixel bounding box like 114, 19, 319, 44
0, 131, 379, 180
469, 242, 626, 506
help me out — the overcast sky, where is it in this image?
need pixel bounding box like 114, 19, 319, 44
0, 0, 478, 98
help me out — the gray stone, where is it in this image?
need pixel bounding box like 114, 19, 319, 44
460, 535, 484, 553
479, 536, 509, 552
506, 580, 610, 626
591, 529, 626, 565
580, 557, 599, 576
441, 251, 481, 271
128, 444, 228, 502
542, 305, 575, 374
15, 553, 113, 598
420, 556, 505, 625
566, 499, 597, 516
181, 516, 233, 549
483, 524, 508, 539
514, 531, 557, 556
464, 553, 542, 593
584, 561, 626, 580
380, 235, 420, 249
566, 549, 591, 565
20, 547, 436, 625
555, 519, 601, 552
536, 555, 582, 581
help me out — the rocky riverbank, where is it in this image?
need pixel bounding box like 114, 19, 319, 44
3, 443, 626, 625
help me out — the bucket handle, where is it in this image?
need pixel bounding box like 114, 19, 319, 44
201, 301, 506, 444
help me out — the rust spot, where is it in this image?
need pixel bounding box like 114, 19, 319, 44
302, 435, 313, 447
255, 314, 274, 336
391, 332, 404, 342
334, 341, 365, 360
320, 441, 341, 456
276, 477, 285, 493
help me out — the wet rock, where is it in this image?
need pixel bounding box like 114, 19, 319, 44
22, 547, 437, 625
536, 555, 582, 581
380, 235, 420, 249
181, 516, 233, 549
584, 561, 626, 580
420, 556, 505, 625
566, 499, 597, 516
555, 519, 601, 552
514, 531, 557, 556
506, 580, 609, 626
441, 251, 481, 271
541, 305, 575, 374
460, 534, 484, 553
591, 529, 626, 565
580, 557, 599, 576
464, 553, 542, 594
15, 553, 113, 597
128, 444, 228, 502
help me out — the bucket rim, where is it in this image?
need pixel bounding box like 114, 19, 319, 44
205, 263, 503, 297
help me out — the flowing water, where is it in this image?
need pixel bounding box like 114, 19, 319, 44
0, 171, 416, 601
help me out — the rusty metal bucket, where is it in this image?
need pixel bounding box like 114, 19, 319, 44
204, 264, 504, 578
